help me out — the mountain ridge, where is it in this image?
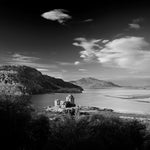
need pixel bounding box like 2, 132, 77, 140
70, 77, 121, 89
0, 65, 83, 95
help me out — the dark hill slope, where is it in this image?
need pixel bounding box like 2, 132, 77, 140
0, 65, 83, 95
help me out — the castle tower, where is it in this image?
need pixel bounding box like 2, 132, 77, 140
65, 94, 75, 104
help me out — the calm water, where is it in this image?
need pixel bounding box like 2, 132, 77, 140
31, 88, 150, 114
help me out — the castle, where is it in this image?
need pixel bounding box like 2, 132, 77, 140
54, 94, 76, 108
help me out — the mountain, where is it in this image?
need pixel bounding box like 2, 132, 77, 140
0, 65, 83, 95
112, 77, 150, 87
70, 77, 120, 89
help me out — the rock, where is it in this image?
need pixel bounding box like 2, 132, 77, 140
45, 106, 52, 111
63, 107, 76, 115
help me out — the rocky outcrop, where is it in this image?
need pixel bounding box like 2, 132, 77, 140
0, 65, 83, 95
70, 77, 120, 89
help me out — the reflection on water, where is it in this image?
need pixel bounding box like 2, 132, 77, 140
31, 88, 150, 114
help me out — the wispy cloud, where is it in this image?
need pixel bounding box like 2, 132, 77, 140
102, 40, 109, 43
61, 69, 67, 73
73, 36, 150, 71
128, 18, 143, 29
58, 61, 73, 66
12, 53, 39, 62
58, 61, 81, 66
83, 19, 93, 22
129, 23, 140, 29
5, 53, 58, 72
74, 61, 80, 65
73, 37, 102, 61
73, 38, 107, 61
78, 68, 87, 72
41, 9, 71, 24
133, 18, 144, 23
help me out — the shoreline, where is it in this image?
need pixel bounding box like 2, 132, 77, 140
31, 88, 150, 120
42, 104, 150, 122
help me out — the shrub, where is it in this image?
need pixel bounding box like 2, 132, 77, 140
0, 95, 33, 149
0, 95, 148, 150
45, 114, 146, 150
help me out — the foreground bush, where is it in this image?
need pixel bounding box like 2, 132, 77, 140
0, 95, 33, 149
47, 115, 146, 150
0, 96, 149, 150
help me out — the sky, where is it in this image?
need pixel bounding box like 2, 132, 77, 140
0, 1, 150, 83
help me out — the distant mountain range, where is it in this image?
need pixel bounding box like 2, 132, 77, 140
111, 77, 150, 87
0, 65, 83, 95
70, 77, 120, 89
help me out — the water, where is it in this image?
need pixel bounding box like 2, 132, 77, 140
31, 88, 150, 114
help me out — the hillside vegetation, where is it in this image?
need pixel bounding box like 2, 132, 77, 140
0, 95, 150, 150
0, 65, 83, 95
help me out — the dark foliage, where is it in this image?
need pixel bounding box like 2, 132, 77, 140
0, 95, 33, 149
47, 115, 146, 150
0, 95, 150, 150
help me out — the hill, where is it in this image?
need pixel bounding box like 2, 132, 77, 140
70, 77, 120, 89
0, 65, 83, 95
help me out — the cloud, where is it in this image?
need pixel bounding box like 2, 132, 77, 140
58, 61, 73, 66
102, 40, 109, 43
74, 61, 80, 65
133, 18, 144, 23
83, 19, 93, 22
128, 18, 143, 29
73, 37, 102, 61
41, 9, 71, 24
129, 23, 140, 29
58, 61, 81, 66
61, 69, 67, 73
73, 36, 150, 71
12, 53, 39, 62
78, 68, 87, 72
6, 53, 57, 71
